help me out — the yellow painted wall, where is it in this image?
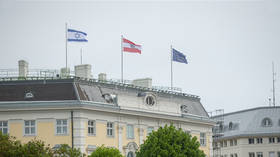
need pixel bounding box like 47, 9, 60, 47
192, 133, 210, 157
9, 121, 71, 148
86, 122, 118, 148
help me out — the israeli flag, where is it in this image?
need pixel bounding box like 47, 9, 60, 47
67, 29, 88, 42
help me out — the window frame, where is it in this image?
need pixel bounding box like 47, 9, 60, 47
24, 120, 36, 136
126, 124, 134, 139
262, 118, 272, 127
249, 152, 255, 157
248, 138, 255, 144
147, 126, 154, 135
0, 121, 8, 135
107, 122, 114, 137
200, 132, 206, 146
256, 152, 263, 157
88, 120, 96, 136
257, 138, 263, 144
56, 119, 68, 135
269, 137, 275, 143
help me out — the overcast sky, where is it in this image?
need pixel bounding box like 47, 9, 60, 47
0, 0, 279, 114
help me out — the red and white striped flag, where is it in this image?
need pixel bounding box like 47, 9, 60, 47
122, 37, 142, 54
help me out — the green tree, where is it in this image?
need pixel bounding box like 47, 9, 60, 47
136, 125, 206, 157
88, 145, 123, 157
53, 144, 85, 157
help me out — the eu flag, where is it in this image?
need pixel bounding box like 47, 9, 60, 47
172, 48, 188, 64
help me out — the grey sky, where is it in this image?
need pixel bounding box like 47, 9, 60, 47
0, 0, 279, 113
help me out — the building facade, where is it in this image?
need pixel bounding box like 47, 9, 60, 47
212, 107, 280, 157
0, 62, 214, 156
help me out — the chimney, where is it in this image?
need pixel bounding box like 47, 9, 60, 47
98, 73, 107, 81
60, 67, 70, 78
74, 64, 92, 79
18, 60, 28, 77
132, 78, 152, 88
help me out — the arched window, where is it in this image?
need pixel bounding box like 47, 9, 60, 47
229, 122, 233, 130
262, 118, 272, 127
127, 151, 134, 157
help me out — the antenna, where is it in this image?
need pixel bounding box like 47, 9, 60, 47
272, 62, 276, 107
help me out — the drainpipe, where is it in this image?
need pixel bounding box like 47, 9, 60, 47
71, 110, 74, 150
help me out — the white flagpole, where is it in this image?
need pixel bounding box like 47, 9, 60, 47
80, 48, 83, 64
121, 35, 124, 83
65, 23, 68, 70
171, 45, 173, 91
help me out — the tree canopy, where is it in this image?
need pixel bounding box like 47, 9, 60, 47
88, 145, 123, 157
136, 125, 206, 157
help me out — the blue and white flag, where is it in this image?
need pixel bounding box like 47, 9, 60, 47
172, 48, 188, 64
67, 29, 88, 42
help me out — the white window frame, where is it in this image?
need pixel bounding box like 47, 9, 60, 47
24, 120, 36, 136
0, 121, 8, 134
147, 127, 154, 135
257, 152, 263, 157
88, 120, 96, 136
126, 124, 134, 139
269, 137, 275, 143
107, 122, 114, 137
56, 119, 68, 135
249, 152, 255, 157
200, 132, 206, 146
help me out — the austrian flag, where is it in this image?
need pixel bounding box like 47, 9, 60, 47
122, 37, 142, 54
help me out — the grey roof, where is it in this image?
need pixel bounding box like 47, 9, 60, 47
212, 106, 280, 138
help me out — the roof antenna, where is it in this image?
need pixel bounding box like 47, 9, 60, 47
272, 62, 276, 107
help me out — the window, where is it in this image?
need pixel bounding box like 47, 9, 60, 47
257, 138, 263, 144
262, 118, 272, 127
56, 119, 67, 135
234, 139, 237, 145
234, 154, 238, 157
277, 137, 280, 143
88, 120, 96, 135
126, 124, 134, 139
24, 120, 35, 135
0, 121, 8, 134
107, 122, 114, 137
180, 105, 188, 113
147, 127, 154, 135
127, 151, 134, 157
269, 137, 275, 143
229, 122, 233, 130
200, 133, 206, 146
277, 152, 280, 157
145, 96, 155, 106
230, 139, 233, 146
249, 138, 255, 144
230, 154, 234, 157
269, 152, 275, 157
224, 140, 227, 147
257, 152, 263, 157
249, 152, 255, 157
220, 141, 223, 147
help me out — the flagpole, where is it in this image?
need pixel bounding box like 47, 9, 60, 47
80, 48, 82, 64
171, 45, 173, 91
65, 23, 68, 70
121, 35, 124, 83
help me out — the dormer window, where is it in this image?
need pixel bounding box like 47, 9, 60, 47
262, 118, 272, 127
144, 93, 156, 106
229, 122, 233, 130
180, 105, 188, 114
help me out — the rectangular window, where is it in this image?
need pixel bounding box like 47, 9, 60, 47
269, 137, 275, 143
230, 139, 233, 146
220, 141, 223, 147
24, 120, 35, 135
257, 152, 263, 157
147, 127, 154, 135
0, 121, 8, 134
107, 122, 114, 137
88, 120, 96, 135
224, 140, 227, 147
269, 152, 275, 157
126, 124, 134, 139
277, 152, 280, 157
234, 139, 237, 145
200, 133, 206, 146
249, 138, 255, 144
257, 138, 263, 144
56, 119, 67, 135
249, 152, 255, 157
230, 154, 234, 157
277, 137, 280, 143
234, 154, 238, 157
